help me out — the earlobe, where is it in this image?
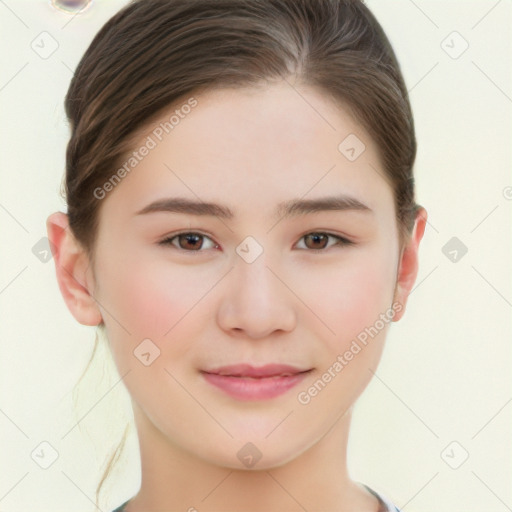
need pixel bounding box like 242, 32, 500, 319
392, 207, 427, 322
46, 212, 103, 326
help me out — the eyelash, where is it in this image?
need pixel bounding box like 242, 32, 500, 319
158, 231, 354, 253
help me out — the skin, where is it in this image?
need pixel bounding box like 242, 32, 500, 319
47, 80, 426, 512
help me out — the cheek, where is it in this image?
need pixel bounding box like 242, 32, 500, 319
294, 251, 398, 414
95, 251, 216, 367
306, 248, 398, 352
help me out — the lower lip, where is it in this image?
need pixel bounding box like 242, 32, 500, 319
201, 371, 310, 400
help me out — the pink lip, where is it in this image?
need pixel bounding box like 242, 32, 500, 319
201, 364, 312, 401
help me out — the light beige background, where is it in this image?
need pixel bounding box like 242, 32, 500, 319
0, 1, 511, 511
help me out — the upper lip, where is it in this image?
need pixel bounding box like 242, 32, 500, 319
202, 363, 311, 378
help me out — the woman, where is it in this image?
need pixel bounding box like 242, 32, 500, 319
47, 0, 427, 510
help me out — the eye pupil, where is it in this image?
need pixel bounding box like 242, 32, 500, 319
305, 233, 328, 249
180, 233, 202, 250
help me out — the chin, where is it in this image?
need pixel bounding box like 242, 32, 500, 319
191, 433, 312, 472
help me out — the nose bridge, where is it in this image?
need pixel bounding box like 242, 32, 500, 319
234, 246, 281, 309
234, 233, 276, 291
217, 243, 296, 337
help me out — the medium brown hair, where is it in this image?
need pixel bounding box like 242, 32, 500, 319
63, 0, 418, 505
64, 0, 418, 259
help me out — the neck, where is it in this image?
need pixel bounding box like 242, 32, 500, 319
124, 403, 379, 512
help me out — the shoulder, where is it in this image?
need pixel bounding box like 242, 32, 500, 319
363, 484, 401, 512
111, 499, 130, 512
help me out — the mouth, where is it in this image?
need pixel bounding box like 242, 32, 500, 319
200, 364, 313, 401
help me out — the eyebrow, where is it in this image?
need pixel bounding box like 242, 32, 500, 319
135, 195, 372, 221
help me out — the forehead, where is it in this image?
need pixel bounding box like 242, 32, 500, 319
100, 81, 394, 221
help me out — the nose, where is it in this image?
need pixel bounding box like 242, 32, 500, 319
216, 251, 297, 339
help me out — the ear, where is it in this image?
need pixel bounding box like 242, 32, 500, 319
46, 212, 103, 326
392, 207, 427, 321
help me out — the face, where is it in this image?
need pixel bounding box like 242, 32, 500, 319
84, 82, 404, 468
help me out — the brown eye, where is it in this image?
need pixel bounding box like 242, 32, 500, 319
159, 232, 217, 251
304, 233, 329, 249
296, 232, 353, 251
177, 233, 203, 250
